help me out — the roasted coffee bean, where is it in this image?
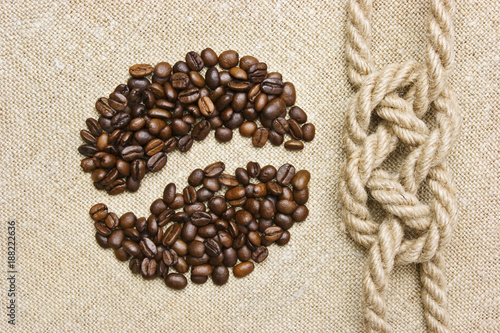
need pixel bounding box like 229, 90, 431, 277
95, 97, 116, 118
251, 246, 268, 263
262, 97, 286, 119
108, 229, 125, 249
268, 130, 284, 146
129, 159, 145, 181
196, 187, 214, 202
140, 258, 157, 278
274, 213, 294, 230
235, 168, 250, 185
231, 92, 247, 112
192, 264, 213, 277
215, 127, 233, 142
186, 169, 203, 187
293, 187, 309, 205
260, 199, 276, 219
205, 238, 222, 257
292, 170, 311, 190
246, 162, 261, 178
121, 145, 143, 162
188, 241, 205, 258
218, 174, 238, 187
277, 164, 296, 185
237, 245, 252, 261
280, 82, 296, 106
78, 144, 98, 157
229, 67, 247, 80
252, 183, 267, 198
147, 152, 167, 172
177, 135, 193, 152
178, 87, 200, 104
80, 130, 97, 145
182, 185, 197, 204
224, 111, 245, 129
205, 66, 220, 90
153, 62, 171, 78
301, 123, 315, 142
288, 119, 303, 140
147, 216, 159, 235
86, 118, 102, 137
129, 64, 153, 78
227, 80, 251, 92
263, 226, 283, 242
233, 261, 254, 278
145, 138, 164, 156
171, 72, 190, 89
104, 212, 119, 229
277, 200, 298, 215
239, 55, 258, 71
219, 50, 239, 69
289, 106, 307, 123
95, 222, 111, 237
118, 212, 136, 229
163, 223, 182, 246
284, 140, 304, 151
115, 159, 130, 177
197, 224, 217, 239
239, 121, 257, 137
140, 238, 157, 258
225, 186, 246, 201
276, 230, 291, 246
173, 61, 190, 74
90, 203, 108, 221
252, 128, 268, 147
186, 51, 204, 71
128, 77, 150, 91
191, 211, 212, 227
204, 161, 225, 177
211, 265, 229, 285
162, 183, 176, 204
248, 63, 267, 83
200, 48, 218, 66
258, 165, 277, 182
272, 117, 289, 135
233, 233, 247, 249
192, 120, 211, 141
261, 77, 283, 95
163, 137, 177, 153
162, 249, 177, 266
165, 273, 187, 289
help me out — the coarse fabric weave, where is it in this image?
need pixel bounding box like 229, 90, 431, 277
0, 1, 498, 332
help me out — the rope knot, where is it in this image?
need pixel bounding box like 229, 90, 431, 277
341, 1, 461, 332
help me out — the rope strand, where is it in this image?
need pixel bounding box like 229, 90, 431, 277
340, 0, 461, 331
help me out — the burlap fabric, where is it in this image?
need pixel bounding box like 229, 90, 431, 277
0, 1, 498, 332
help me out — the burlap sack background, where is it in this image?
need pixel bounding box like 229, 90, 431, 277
0, 0, 498, 332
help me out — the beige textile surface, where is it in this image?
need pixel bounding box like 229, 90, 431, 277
0, 0, 498, 332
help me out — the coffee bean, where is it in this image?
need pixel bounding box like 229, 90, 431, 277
235, 168, 250, 185
288, 119, 303, 140
251, 246, 268, 263
218, 174, 238, 187
293, 187, 309, 205
239, 121, 257, 137
289, 106, 307, 123
252, 128, 268, 147
229, 67, 247, 80
219, 50, 239, 69
163, 223, 182, 246
186, 169, 203, 187
203, 177, 220, 192
204, 238, 222, 257
280, 82, 296, 106
129, 64, 153, 78
268, 130, 284, 146
277, 164, 296, 185
201, 48, 218, 67
205, 66, 220, 90
162, 183, 176, 204
248, 63, 267, 83
171, 72, 190, 89
147, 152, 167, 172
263, 226, 283, 242
261, 77, 283, 95
237, 245, 252, 261
239, 55, 258, 71
78, 144, 98, 157
139, 238, 157, 258
165, 273, 187, 289
284, 140, 304, 151
186, 51, 204, 71
276, 230, 291, 246
177, 135, 193, 152
154, 62, 172, 78
173, 61, 190, 74
302, 123, 316, 142
121, 145, 143, 162
119, 212, 137, 229
215, 127, 233, 142
95, 97, 117, 118
274, 213, 294, 230
80, 130, 96, 145
94, 222, 111, 236
178, 87, 200, 104
90, 203, 108, 221
246, 162, 261, 178
292, 170, 311, 190
86, 118, 102, 137
188, 240, 205, 258
233, 261, 254, 278
210, 265, 229, 285
232, 92, 247, 112
192, 120, 211, 141
204, 161, 225, 177
108, 229, 125, 249
272, 117, 289, 135
225, 186, 246, 201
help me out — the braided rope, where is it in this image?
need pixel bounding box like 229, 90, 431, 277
340, 0, 461, 332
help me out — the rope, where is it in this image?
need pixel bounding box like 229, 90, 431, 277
340, 0, 461, 332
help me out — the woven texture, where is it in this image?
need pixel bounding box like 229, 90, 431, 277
0, 0, 498, 332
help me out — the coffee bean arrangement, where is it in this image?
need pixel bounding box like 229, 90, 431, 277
79, 49, 316, 195
89, 162, 310, 290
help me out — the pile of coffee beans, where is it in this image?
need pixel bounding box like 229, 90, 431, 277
89, 162, 310, 289
79, 49, 316, 195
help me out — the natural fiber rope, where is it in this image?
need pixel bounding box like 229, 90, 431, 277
339, 0, 461, 332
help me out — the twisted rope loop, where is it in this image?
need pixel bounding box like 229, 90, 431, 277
340, 0, 461, 332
